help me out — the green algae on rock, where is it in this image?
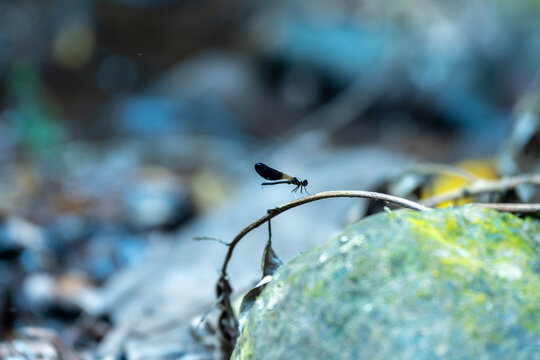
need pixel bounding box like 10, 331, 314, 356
232, 206, 540, 360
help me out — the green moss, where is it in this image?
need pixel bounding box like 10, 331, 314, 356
402, 208, 540, 337
311, 280, 324, 299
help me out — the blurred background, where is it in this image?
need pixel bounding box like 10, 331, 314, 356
1, 0, 539, 358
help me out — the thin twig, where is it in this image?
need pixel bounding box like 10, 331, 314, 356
421, 173, 540, 207
267, 219, 272, 244
473, 203, 540, 213
221, 190, 430, 276
192, 236, 232, 246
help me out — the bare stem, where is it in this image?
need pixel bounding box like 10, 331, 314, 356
421, 173, 540, 207
473, 203, 540, 213
192, 236, 232, 246
267, 219, 272, 244
220, 190, 430, 276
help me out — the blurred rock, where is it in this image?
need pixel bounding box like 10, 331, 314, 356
0, 217, 46, 260
50, 213, 89, 244
22, 273, 57, 316
21, 272, 97, 319
189, 168, 230, 213
56, 272, 98, 311
52, 20, 96, 70
122, 167, 193, 230
83, 227, 147, 282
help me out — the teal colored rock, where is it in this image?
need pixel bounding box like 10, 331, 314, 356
232, 206, 540, 360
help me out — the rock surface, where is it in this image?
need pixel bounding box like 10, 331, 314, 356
233, 206, 540, 360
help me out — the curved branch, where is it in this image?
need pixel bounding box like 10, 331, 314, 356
421, 173, 540, 207
220, 190, 430, 276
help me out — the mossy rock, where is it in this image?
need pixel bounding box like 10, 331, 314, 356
232, 206, 540, 360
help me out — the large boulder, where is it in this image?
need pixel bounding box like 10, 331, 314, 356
232, 206, 540, 359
